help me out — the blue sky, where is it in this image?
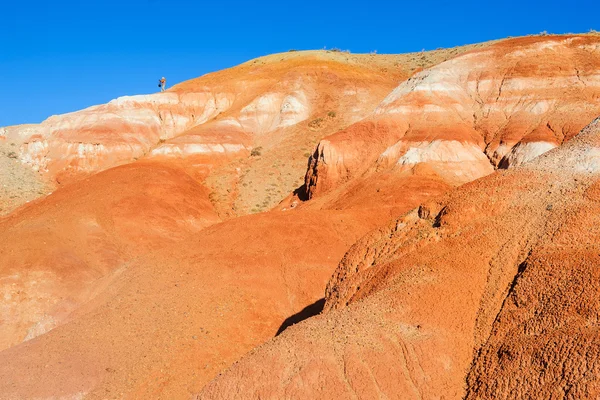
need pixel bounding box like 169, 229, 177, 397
1, 0, 598, 126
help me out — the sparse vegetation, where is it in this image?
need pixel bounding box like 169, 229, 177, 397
6, 152, 17, 159
250, 147, 263, 157
308, 117, 324, 129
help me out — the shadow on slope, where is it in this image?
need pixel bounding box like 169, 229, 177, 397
275, 298, 325, 336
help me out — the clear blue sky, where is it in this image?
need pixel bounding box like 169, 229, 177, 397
1, 0, 598, 126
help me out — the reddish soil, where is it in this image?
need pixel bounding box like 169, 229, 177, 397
0, 208, 388, 399
0, 162, 219, 352
199, 117, 600, 399
1, 34, 600, 400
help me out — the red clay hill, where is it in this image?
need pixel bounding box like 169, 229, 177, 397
200, 115, 600, 399
0, 33, 599, 399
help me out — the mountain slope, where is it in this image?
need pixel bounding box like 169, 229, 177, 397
1, 43, 495, 217
292, 35, 600, 219
2, 34, 600, 400
0, 208, 389, 399
199, 116, 600, 399
0, 161, 219, 352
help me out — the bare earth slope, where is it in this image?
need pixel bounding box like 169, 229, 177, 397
293, 35, 600, 219
0, 45, 497, 399
199, 118, 600, 399
0, 139, 51, 215
0, 208, 388, 399
1, 43, 493, 217
0, 162, 220, 352
2, 34, 600, 400
1, 51, 407, 216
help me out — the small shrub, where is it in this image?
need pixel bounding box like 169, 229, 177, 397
288, 49, 298, 52
6, 151, 17, 159
303, 152, 312, 158
250, 147, 262, 156
308, 118, 323, 129
330, 48, 342, 52
327, 111, 336, 118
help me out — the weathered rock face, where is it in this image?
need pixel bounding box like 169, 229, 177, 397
3, 52, 408, 180
465, 118, 600, 399
4, 92, 235, 178
149, 53, 412, 216
198, 117, 600, 399
0, 162, 220, 352
304, 35, 600, 203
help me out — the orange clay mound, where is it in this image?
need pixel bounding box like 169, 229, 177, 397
0, 45, 483, 399
199, 117, 600, 399
0, 162, 219, 353
0, 208, 387, 399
